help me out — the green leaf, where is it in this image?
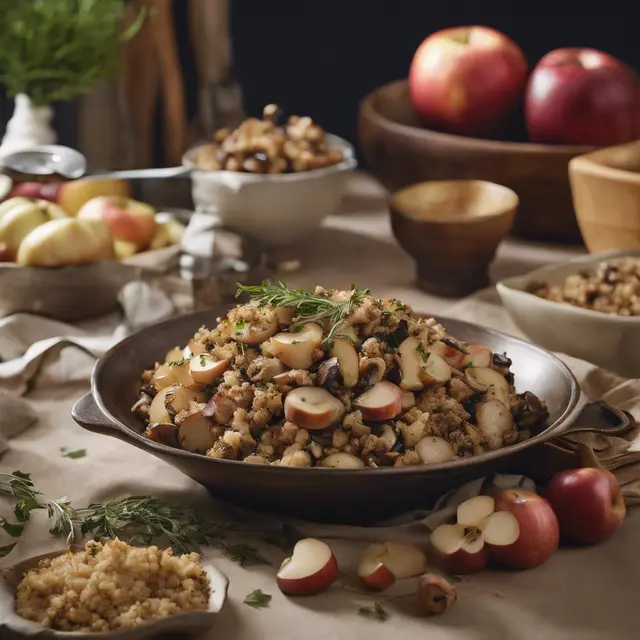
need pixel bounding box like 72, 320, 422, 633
358, 601, 388, 621
0, 517, 24, 538
60, 448, 87, 459
0, 542, 18, 557
244, 589, 272, 609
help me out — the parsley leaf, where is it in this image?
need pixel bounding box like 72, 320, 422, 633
244, 589, 272, 609
358, 602, 388, 621
60, 447, 87, 459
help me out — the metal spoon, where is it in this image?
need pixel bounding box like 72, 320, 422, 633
1, 144, 192, 181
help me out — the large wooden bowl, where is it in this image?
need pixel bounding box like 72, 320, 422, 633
358, 79, 596, 244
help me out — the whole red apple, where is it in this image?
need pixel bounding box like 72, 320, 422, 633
487, 489, 559, 570
409, 26, 528, 137
546, 468, 626, 544
525, 48, 640, 146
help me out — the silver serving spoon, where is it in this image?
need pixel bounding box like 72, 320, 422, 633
1, 144, 192, 181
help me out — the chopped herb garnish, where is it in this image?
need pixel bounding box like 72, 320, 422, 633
60, 447, 87, 459
463, 361, 474, 370
417, 341, 430, 362
244, 589, 272, 609
239, 342, 246, 355
432, 404, 442, 413
393, 298, 408, 312
358, 602, 388, 621
200, 354, 207, 367
292, 340, 301, 345
168, 356, 189, 367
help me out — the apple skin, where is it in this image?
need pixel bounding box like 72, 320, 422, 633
359, 562, 396, 591
276, 552, 338, 597
409, 25, 528, 138
546, 468, 626, 545
78, 195, 157, 248
525, 48, 640, 146
488, 489, 559, 570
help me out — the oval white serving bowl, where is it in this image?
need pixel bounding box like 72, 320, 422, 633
183, 134, 357, 247
0, 547, 228, 640
497, 249, 640, 378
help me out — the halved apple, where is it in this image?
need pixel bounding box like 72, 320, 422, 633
284, 386, 345, 431
189, 354, 230, 385
354, 381, 402, 421
321, 452, 365, 469
457, 495, 495, 526
358, 541, 427, 591
429, 523, 488, 575
329, 338, 359, 388
272, 323, 324, 369
276, 538, 338, 596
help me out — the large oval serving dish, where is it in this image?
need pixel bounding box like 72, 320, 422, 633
72, 307, 631, 524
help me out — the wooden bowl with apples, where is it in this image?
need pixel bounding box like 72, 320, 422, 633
0, 182, 186, 321
358, 26, 640, 245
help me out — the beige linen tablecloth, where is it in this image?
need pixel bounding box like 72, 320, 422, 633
2, 174, 640, 639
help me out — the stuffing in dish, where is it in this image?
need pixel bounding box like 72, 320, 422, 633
526, 257, 640, 317
132, 283, 549, 468
192, 104, 344, 174
15, 539, 210, 632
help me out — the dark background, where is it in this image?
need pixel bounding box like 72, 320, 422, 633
1, 2, 637, 165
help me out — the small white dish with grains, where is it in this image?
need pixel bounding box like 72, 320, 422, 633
0, 539, 228, 639
497, 249, 640, 377
182, 105, 357, 247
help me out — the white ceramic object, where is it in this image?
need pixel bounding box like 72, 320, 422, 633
182, 134, 357, 247
0, 547, 229, 639
497, 249, 640, 378
0, 94, 56, 158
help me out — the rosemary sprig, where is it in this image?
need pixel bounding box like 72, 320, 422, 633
236, 281, 370, 345
358, 602, 388, 621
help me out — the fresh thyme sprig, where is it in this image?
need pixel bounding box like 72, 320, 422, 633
236, 281, 370, 345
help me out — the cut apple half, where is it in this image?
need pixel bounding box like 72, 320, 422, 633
276, 538, 338, 596
358, 541, 427, 591
272, 322, 324, 369
329, 338, 359, 388
457, 495, 495, 527
189, 354, 230, 385
354, 381, 402, 421
429, 524, 488, 575
284, 386, 345, 431
480, 510, 520, 547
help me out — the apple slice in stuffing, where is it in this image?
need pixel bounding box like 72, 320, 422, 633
272, 322, 324, 369
284, 386, 346, 430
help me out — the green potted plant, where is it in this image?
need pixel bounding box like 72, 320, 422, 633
0, 0, 145, 157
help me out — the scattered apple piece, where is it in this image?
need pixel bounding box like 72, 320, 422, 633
148, 387, 173, 424
354, 381, 402, 421
429, 523, 488, 575
284, 386, 345, 431
189, 354, 230, 385
358, 541, 427, 591
276, 538, 338, 596
272, 322, 324, 369
416, 572, 458, 616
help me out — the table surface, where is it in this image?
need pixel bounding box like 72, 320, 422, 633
3, 173, 638, 640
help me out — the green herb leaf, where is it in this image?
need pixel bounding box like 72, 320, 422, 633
417, 341, 430, 362
244, 589, 272, 609
463, 361, 474, 370
200, 354, 207, 367
0, 517, 24, 538
358, 601, 388, 621
60, 447, 87, 459
0, 542, 18, 557
432, 404, 442, 413
168, 357, 187, 367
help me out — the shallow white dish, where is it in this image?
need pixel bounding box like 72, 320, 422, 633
0, 547, 229, 639
497, 249, 640, 378
183, 134, 357, 247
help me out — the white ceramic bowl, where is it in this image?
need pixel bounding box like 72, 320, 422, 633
0, 547, 228, 639
182, 134, 357, 247
497, 249, 640, 378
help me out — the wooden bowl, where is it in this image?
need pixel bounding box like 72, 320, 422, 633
390, 180, 517, 297
358, 79, 595, 244
569, 140, 640, 252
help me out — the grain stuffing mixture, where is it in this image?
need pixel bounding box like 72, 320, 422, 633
192, 104, 344, 174
15, 539, 210, 632
527, 257, 640, 317
133, 283, 549, 469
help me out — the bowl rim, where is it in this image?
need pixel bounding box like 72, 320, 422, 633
88, 309, 582, 477
182, 133, 358, 182
569, 144, 640, 184
360, 78, 598, 155
389, 179, 519, 224
497, 248, 640, 324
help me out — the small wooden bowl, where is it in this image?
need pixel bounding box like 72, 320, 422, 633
358, 79, 595, 244
390, 180, 518, 297
569, 140, 640, 252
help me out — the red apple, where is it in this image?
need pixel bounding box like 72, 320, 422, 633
354, 381, 402, 421
546, 468, 626, 544
429, 523, 489, 575
409, 25, 528, 137
283, 386, 346, 431
78, 195, 157, 249
525, 48, 640, 146
488, 489, 559, 569
276, 538, 338, 596
358, 541, 427, 591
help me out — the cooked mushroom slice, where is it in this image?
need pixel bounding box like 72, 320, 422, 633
359, 357, 387, 385
178, 409, 215, 453
511, 391, 549, 430
464, 367, 511, 405
492, 351, 512, 375
329, 338, 359, 388
144, 423, 180, 448
461, 345, 493, 369
475, 399, 515, 450
272, 322, 324, 369
420, 352, 451, 386
321, 452, 366, 469
231, 312, 279, 345
189, 354, 230, 385
149, 387, 173, 423
274, 306, 295, 327
284, 386, 346, 431
416, 436, 456, 464
316, 357, 341, 388
246, 356, 286, 382
272, 369, 316, 390
398, 337, 450, 390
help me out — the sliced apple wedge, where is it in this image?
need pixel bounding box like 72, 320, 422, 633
475, 399, 515, 450
284, 386, 345, 431
276, 538, 338, 596
480, 510, 521, 548
358, 540, 426, 591
178, 412, 216, 453
272, 322, 324, 369
358, 554, 396, 591
321, 452, 365, 469
152, 359, 200, 390
400, 391, 416, 411
329, 338, 359, 388
419, 351, 451, 386
457, 495, 496, 527
461, 345, 493, 369
189, 354, 230, 385
231, 313, 279, 345
354, 381, 402, 421
429, 523, 488, 575
428, 340, 467, 368
416, 436, 456, 464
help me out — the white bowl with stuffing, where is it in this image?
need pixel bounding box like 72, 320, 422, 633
0, 539, 228, 639
497, 249, 640, 377
182, 105, 357, 248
